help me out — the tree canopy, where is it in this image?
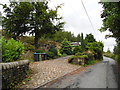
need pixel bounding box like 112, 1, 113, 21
99, 2, 120, 39
85, 33, 96, 43
100, 2, 120, 61
2, 1, 64, 49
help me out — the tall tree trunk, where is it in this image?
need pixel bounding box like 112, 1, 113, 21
35, 29, 39, 50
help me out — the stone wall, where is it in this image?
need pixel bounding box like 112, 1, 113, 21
1, 60, 29, 89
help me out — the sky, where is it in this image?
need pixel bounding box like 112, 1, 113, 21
0, 0, 117, 52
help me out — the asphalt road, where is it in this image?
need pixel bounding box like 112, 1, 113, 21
43, 57, 118, 88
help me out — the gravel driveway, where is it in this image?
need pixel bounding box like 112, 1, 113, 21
21, 56, 81, 88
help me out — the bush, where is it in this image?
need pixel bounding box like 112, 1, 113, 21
60, 38, 73, 55
1, 37, 24, 62
78, 55, 88, 59
48, 46, 58, 56
35, 49, 45, 53
86, 42, 104, 60
57, 49, 62, 57
103, 52, 115, 59
46, 51, 55, 59
68, 55, 88, 64
24, 44, 35, 51
83, 51, 95, 61
73, 46, 82, 54
87, 60, 97, 65
115, 55, 120, 62
46, 46, 58, 59
75, 52, 83, 56
68, 56, 77, 63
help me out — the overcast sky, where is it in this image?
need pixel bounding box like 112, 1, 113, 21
0, 0, 117, 52
48, 0, 116, 52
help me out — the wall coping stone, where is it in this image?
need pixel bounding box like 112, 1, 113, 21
0, 60, 29, 70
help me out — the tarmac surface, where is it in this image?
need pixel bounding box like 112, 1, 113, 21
42, 57, 118, 88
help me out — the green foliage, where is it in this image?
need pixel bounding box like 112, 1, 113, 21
19, 36, 34, 45
57, 49, 62, 57
24, 44, 35, 51
83, 51, 95, 61
99, 2, 120, 38
2, 1, 64, 49
46, 51, 55, 60
1, 37, 24, 62
46, 46, 58, 59
78, 55, 88, 59
73, 46, 82, 54
113, 44, 120, 62
68, 55, 88, 64
87, 60, 98, 65
107, 48, 111, 53
35, 49, 45, 53
85, 33, 96, 43
44, 30, 78, 42
103, 52, 115, 59
21, 51, 34, 61
76, 34, 81, 42
86, 42, 104, 60
60, 38, 73, 55
80, 33, 86, 51
68, 56, 76, 63
48, 46, 58, 56
100, 2, 120, 62
75, 52, 83, 56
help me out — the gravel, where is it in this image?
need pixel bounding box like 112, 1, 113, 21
21, 56, 81, 88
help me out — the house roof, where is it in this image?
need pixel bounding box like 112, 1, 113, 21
71, 42, 81, 46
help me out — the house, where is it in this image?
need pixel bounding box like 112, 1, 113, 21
71, 42, 81, 46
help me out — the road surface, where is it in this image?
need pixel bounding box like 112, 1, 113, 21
42, 57, 118, 88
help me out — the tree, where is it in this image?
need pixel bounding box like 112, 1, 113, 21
0, 12, 2, 26
99, 2, 120, 61
85, 33, 96, 43
107, 48, 111, 53
81, 33, 85, 51
73, 46, 82, 54
2, 2, 33, 39
86, 42, 104, 60
2, 1, 64, 50
43, 30, 77, 42
99, 2, 120, 39
76, 34, 81, 42
60, 38, 72, 55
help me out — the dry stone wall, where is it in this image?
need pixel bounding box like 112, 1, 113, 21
1, 60, 29, 89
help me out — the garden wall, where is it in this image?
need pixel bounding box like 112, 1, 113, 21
1, 60, 29, 89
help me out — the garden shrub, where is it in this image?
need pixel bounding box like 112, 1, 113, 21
86, 42, 104, 60
46, 46, 58, 59
1, 37, 24, 62
46, 51, 55, 59
75, 52, 83, 56
68, 56, 77, 63
68, 55, 88, 64
83, 51, 95, 61
87, 60, 97, 65
48, 46, 58, 56
35, 49, 45, 53
78, 55, 88, 59
73, 46, 82, 54
60, 38, 73, 55
24, 44, 35, 51
57, 49, 62, 57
